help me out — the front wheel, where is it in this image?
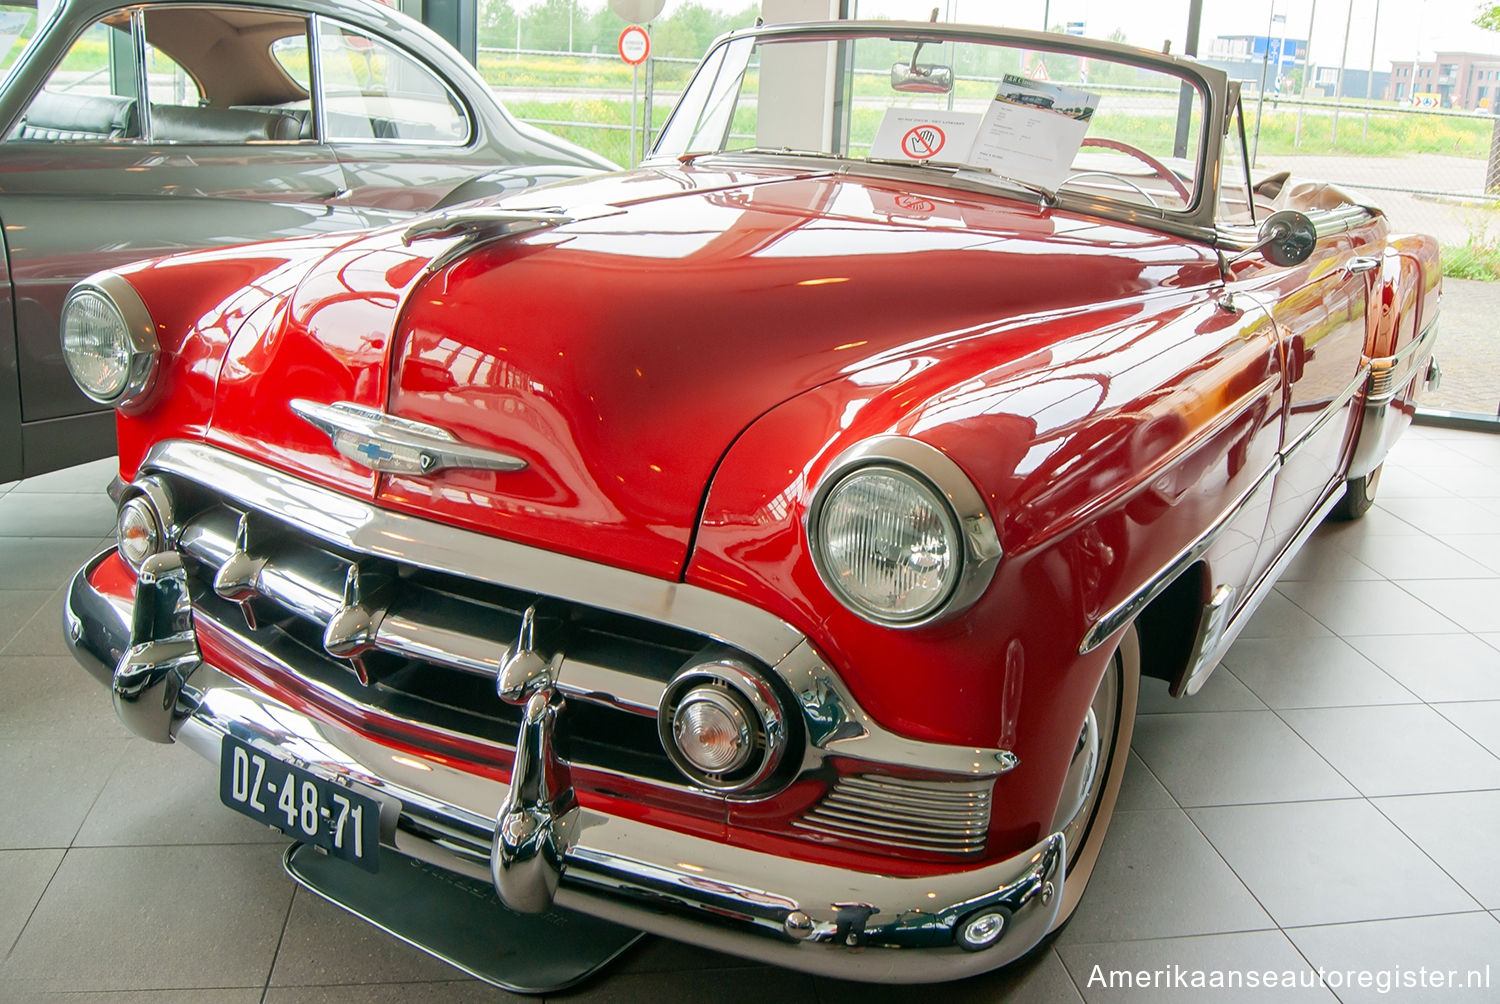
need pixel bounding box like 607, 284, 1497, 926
1048, 625, 1140, 930
1331, 463, 1382, 521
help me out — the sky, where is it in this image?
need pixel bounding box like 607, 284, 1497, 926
634, 0, 1500, 69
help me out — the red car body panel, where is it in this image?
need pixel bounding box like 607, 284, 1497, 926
98, 164, 1438, 872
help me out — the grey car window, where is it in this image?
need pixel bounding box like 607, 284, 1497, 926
11, 13, 140, 142
314, 19, 469, 144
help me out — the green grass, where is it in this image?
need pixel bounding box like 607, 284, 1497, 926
1442, 237, 1500, 280
1247, 107, 1492, 158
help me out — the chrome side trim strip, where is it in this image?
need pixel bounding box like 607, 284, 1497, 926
1078, 458, 1280, 655
1366, 318, 1441, 403
1177, 483, 1347, 696
1279, 366, 1369, 462
1349, 317, 1440, 478
141, 441, 806, 666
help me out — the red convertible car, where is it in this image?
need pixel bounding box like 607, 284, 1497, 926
62, 21, 1439, 985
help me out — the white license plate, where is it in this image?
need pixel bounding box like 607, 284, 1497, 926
219, 735, 379, 872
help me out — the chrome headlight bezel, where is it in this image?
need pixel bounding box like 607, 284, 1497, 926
60, 271, 158, 407
807, 437, 1002, 628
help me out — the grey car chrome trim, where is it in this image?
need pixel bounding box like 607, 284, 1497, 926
61, 270, 159, 407
291, 399, 529, 475
66, 565, 1064, 979
140, 440, 805, 665
805, 436, 1002, 629
139, 442, 1013, 778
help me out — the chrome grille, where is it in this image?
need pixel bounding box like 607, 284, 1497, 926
165, 492, 714, 785
792, 774, 993, 856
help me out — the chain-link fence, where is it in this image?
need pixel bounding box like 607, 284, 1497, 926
479, 47, 695, 165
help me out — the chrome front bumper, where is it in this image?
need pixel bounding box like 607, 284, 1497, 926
65, 548, 1064, 983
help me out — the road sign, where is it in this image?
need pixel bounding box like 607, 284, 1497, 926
618, 25, 650, 66
609, 0, 665, 23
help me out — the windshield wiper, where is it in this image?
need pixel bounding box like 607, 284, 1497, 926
862, 157, 1057, 207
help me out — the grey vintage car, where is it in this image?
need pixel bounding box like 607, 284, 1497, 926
0, 0, 613, 483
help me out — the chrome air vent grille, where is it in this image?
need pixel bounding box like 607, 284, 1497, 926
791, 774, 993, 856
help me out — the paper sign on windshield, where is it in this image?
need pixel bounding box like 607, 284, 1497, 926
869, 109, 982, 164
965, 75, 1100, 191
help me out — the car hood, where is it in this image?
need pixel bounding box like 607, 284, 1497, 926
211, 165, 1217, 579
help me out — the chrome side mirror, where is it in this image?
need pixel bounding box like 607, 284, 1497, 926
891, 61, 954, 94
1232, 209, 1316, 267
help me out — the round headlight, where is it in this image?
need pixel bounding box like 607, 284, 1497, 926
59, 272, 158, 407
808, 437, 1002, 628
815, 466, 960, 623
116, 497, 162, 571
62, 290, 132, 401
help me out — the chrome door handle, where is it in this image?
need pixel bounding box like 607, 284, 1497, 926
1344, 256, 1381, 275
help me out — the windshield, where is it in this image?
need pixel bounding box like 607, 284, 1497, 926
0, 1, 42, 93
655, 27, 1208, 215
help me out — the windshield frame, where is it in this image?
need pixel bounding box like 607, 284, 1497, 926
648, 20, 1231, 240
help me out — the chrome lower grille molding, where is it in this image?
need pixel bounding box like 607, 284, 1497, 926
793, 774, 993, 855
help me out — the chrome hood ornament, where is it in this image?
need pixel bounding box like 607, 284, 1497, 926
291, 399, 527, 476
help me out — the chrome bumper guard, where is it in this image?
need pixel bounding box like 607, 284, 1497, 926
66, 549, 1064, 982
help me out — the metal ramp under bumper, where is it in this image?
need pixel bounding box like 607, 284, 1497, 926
283, 843, 645, 994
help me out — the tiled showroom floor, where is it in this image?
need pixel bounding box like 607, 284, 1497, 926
4, 424, 1500, 1002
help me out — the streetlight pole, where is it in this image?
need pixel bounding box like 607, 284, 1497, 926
1332, 0, 1354, 144
1364, 0, 1381, 136
1295, 0, 1317, 147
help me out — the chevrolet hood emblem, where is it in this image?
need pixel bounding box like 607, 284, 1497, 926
291, 399, 527, 476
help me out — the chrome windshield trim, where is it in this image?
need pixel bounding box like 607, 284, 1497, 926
652, 19, 1226, 232
140, 441, 806, 666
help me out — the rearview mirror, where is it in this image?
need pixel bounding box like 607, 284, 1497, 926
891, 62, 954, 94
1230, 209, 1316, 268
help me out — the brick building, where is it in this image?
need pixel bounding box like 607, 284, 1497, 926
1388, 51, 1500, 110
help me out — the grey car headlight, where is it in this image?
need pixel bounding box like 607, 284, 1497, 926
809, 437, 1002, 627
60, 271, 158, 406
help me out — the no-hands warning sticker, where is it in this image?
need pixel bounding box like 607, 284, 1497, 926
900, 124, 946, 160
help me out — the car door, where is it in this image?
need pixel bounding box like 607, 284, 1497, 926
0, 3, 363, 480
1232, 205, 1383, 567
